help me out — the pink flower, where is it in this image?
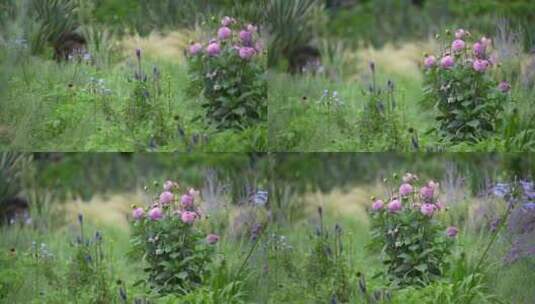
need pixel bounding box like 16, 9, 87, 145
455, 29, 466, 39
188, 188, 200, 197
420, 203, 435, 216
189, 43, 202, 55
399, 183, 413, 197
239, 30, 253, 45
387, 199, 402, 213
372, 199, 384, 211
480, 37, 492, 48
420, 185, 434, 200
206, 234, 220, 245
424, 55, 436, 68
473, 59, 489, 72
403, 173, 418, 183
238, 47, 256, 60
181, 211, 197, 224
435, 200, 445, 210
246, 24, 257, 33
217, 27, 232, 40
132, 207, 144, 220
221, 16, 235, 27
440, 55, 454, 69
148, 207, 163, 221
181, 194, 194, 208
451, 39, 465, 52
206, 42, 221, 56
159, 191, 174, 205
498, 81, 511, 93
446, 226, 458, 237
473, 42, 486, 58
163, 180, 175, 191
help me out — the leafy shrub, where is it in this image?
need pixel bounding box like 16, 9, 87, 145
422, 29, 512, 143
130, 180, 219, 295
368, 173, 457, 287
186, 16, 267, 130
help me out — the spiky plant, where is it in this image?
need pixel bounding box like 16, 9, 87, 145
265, 0, 323, 68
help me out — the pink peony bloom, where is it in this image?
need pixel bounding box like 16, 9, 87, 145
239, 30, 253, 45
148, 207, 163, 221
388, 199, 402, 213
132, 207, 144, 220
372, 199, 384, 211
181, 194, 194, 208
217, 27, 232, 40
399, 183, 413, 197
446, 226, 458, 237
473, 42, 486, 58
206, 42, 221, 56
159, 191, 174, 205
238, 47, 256, 60
206, 233, 220, 245
420, 185, 434, 200
440, 55, 454, 69
163, 180, 175, 191
189, 43, 202, 55
455, 29, 466, 39
424, 55, 436, 68
498, 81, 511, 93
420, 203, 435, 216
181, 211, 197, 224
221, 16, 235, 26
473, 59, 489, 72
451, 39, 465, 52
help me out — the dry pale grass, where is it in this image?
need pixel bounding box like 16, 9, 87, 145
63, 192, 145, 231
302, 184, 390, 225
119, 30, 196, 63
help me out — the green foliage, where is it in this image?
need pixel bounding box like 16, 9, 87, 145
368, 175, 454, 287
186, 18, 267, 130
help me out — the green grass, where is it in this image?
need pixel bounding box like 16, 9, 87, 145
0, 49, 267, 152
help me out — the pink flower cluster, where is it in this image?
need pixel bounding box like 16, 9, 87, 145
371, 173, 458, 237
424, 28, 511, 93
187, 16, 261, 61
131, 180, 202, 225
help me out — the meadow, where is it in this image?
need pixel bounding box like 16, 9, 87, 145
269, 0, 535, 152
1, 153, 534, 303
0, 0, 267, 152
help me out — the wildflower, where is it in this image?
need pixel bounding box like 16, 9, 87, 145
254, 40, 264, 52
148, 207, 163, 221
206, 234, 220, 245
239, 30, 253, 45
399, 183, 413, 197
440, 55, 454, 69
189, 43, 202, 55
189, 188, 200, 197
473, 59, 489, 72
163, 180, 175, 191
181, 194, 194, 208
455, 29, 466, 39
498, 81, 511, 93
473, 42, 486, 58
451, 39, 465, 53
480, 37, 492, 48
372, 199, 384, 211
246, 24, 257, 33
420, 203, 435, 216
221, 16, 235, 26
238, 47, 256, 60
159, 191, 174, 205
420, 185, 434, 200
446, 226, 458, 237
181, 211, 197, 224
403, 172, 418, 183
217, 27, 232, 40
387, 199, 402, 213
132, 207, 144, 220
206, 42, 221, 56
